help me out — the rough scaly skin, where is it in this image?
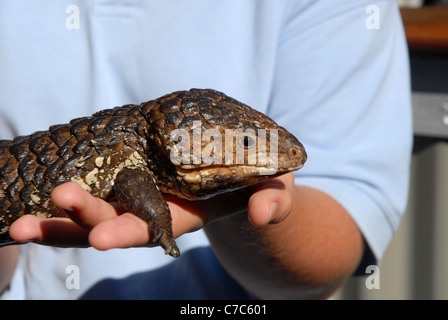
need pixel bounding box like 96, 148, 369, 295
0, 89, 307, 257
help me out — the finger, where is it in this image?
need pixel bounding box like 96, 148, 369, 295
90, 198, 212, 250
247, 173, 295, 226
88, 212, 151, 250
51, 182, 121, 229
9, 214, 90, 246
166, 196, 208, 236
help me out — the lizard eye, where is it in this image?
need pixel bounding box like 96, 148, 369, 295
238, 135, 256, 149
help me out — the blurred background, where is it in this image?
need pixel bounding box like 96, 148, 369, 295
335, 0, 448, 299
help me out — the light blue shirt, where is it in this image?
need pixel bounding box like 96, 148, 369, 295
0, 0, 412, 299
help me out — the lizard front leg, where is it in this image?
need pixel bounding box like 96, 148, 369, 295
114, 166, 180, 258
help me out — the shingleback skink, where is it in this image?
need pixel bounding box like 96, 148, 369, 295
0, 89, 306, 257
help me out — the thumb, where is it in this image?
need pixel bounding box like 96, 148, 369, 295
247, 173, 295, 226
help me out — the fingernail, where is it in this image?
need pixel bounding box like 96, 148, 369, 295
269, 203, 278, 224
63, 207, 75, 214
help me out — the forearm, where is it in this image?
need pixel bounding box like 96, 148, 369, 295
205, 185, 364, 299
0, 246, 19, 295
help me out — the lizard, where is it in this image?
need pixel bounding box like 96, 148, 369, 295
0, 88, 307, 258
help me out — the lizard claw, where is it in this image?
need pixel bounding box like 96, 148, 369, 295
153, 228, 181, 258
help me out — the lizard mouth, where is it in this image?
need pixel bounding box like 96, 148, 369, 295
174, 165, 276, 200
175, 163, 301, 198
177, 165, 276, 182
175, 147, 306, 186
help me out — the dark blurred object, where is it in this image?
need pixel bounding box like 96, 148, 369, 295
400, 7, 448, 152
424, 0, 448, 5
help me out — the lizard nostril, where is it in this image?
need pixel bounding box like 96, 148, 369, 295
289, 147, 299, 158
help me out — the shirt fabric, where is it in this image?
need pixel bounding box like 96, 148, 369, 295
0, 0, 412, 299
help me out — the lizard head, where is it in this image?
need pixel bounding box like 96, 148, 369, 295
143, 89, 307, 199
